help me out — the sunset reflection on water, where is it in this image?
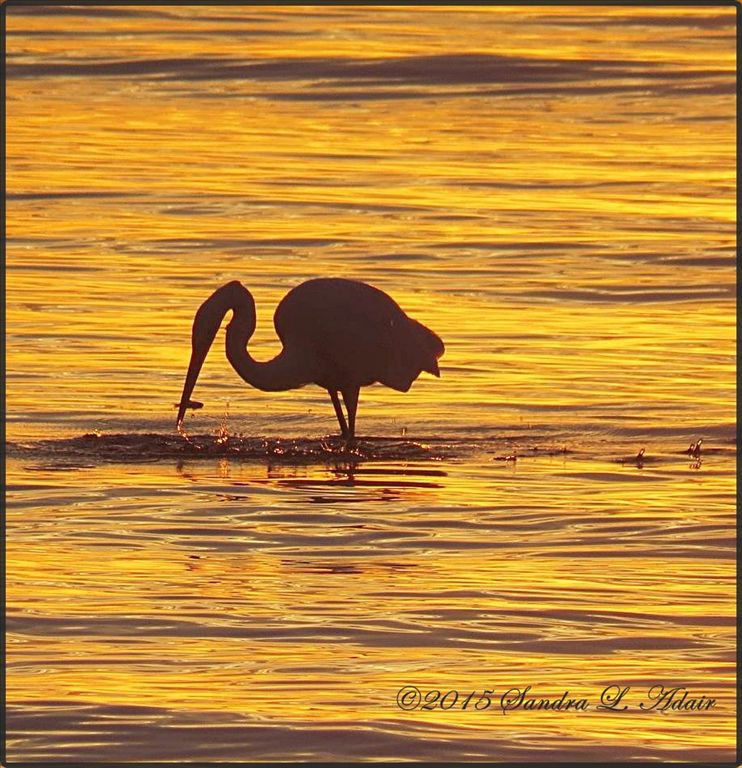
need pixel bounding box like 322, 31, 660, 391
5, 4, 736, 762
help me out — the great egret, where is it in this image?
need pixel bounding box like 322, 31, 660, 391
176, 278, 444, 438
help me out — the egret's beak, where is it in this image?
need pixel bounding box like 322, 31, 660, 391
426, 360, 440, 377
176, 345, 209, 429
175, 295, 224, 429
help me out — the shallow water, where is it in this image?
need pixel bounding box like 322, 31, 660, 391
5, 4, 736, 763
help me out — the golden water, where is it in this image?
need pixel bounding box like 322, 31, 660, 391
5, 5, 736, 762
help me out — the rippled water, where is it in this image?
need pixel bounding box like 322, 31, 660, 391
5, 5, 736, 763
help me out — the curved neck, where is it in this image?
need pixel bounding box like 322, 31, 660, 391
177, 280, 313, 428
225, 318, 311, 392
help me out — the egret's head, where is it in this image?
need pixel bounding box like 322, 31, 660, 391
176, 281, 253, 429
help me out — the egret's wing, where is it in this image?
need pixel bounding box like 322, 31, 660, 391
274, 278, 442, 391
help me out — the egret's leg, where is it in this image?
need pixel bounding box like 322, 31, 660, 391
341, 387, 359, 439
328, 390, 349, 437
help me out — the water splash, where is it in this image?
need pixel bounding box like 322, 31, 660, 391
6, 430, 734, 469
5, 431, 447, 465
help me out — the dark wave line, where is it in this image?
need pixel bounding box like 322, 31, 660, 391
523, 286, 735, 303
6, 5, 176, 18
7, 52, 731, 91
8, 699, 731, 763
7, 191, 130, 201
549, 12, 734, 29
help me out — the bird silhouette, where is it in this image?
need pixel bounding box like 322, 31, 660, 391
176, 278, 444, 439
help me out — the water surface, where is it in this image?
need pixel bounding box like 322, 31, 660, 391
5, 4, 736, 763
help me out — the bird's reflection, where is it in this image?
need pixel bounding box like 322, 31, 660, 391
174, 455, 446, 499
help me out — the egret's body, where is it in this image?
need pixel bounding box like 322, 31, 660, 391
176, 278, 444, 438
